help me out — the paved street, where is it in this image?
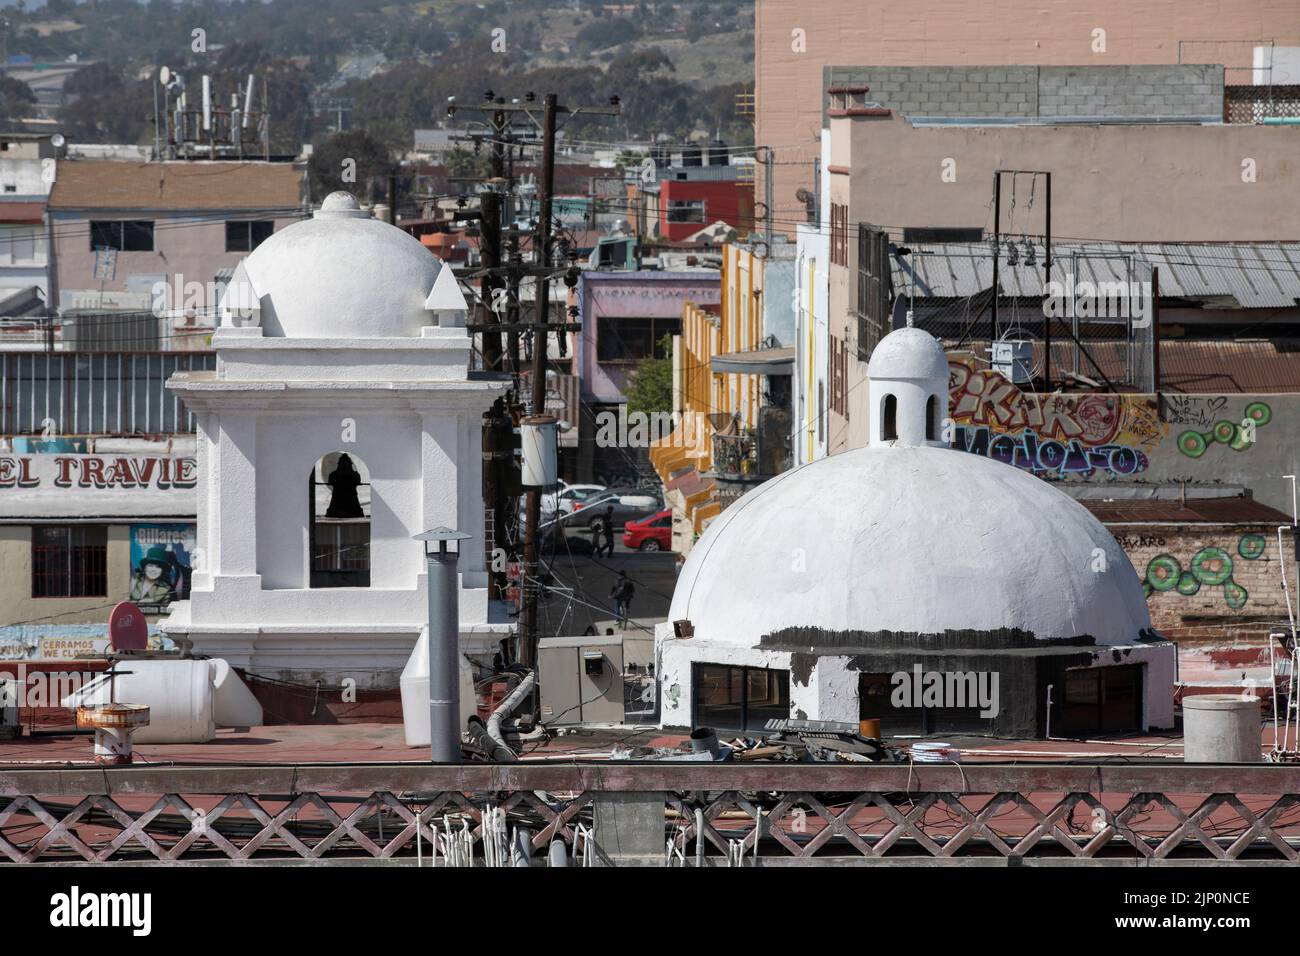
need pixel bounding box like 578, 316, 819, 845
533, 528, 678, 638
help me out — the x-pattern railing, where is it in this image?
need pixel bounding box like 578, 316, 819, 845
1, 763, 1299, 864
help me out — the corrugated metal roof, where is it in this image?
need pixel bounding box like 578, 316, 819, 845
892, 242, 1300, 309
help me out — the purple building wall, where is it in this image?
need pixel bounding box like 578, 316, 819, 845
577, 271, 721, 405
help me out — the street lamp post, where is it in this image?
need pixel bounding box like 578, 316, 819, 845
414, 527, 471, 763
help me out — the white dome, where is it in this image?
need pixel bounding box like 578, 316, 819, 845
236, 191, 443, 338
670, 444, 1152, 647
867, 326, 949, 381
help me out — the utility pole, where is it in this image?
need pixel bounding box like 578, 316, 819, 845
479, 108, 506, 371
519, 93, 558, 674
452, 93, 619, 684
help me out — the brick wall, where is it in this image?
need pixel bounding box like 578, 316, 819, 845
1110, 523, 1285, 688
824, 64, 1223, 121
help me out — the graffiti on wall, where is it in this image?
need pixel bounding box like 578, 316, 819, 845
1167, 399, 1272, 459
947, 355, 1166, 479
1142, 534, 1267, 609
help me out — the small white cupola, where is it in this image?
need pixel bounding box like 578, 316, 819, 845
865, 327, 950, 448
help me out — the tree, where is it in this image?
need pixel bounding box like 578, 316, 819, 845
0, 76, 36, 125
625, 334, 674, 417
307, 129, 394, 203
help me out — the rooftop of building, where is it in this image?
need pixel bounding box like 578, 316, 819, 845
49, 159, 305, 212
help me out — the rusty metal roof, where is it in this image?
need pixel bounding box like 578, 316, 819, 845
1083, 497, 1292, 524
953, 337, 1300, 392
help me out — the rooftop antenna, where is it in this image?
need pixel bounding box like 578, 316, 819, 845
242, 74, 255, 129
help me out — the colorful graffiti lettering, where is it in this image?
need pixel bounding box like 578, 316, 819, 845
948, 355, 1165, 479
1142, 534, 1267, 609
953, 425, 1149, 478
1176, 402, 1271, 458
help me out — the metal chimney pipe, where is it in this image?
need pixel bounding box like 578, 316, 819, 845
416, 528, 471, 763
427, 539, 460, 762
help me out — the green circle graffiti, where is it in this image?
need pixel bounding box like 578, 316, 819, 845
1238, 534, 1267, 560
1245, 402, 1271, 426
1190, 547, 1233, 586
1143, 536, 1261, 611
1176, 403, 1270, 458
1212, 421, 1237, 444
1146, 555, 1182, 591
1177, 431, 1208, 457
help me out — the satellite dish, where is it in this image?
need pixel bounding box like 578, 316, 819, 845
50, 133, 65, 148
159, 65, 171, 85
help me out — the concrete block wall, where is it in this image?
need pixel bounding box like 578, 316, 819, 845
825, 64, 1224, 120
1037, 64, 1223, 117
826, 66, 1037, 118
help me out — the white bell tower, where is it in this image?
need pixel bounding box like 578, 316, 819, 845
865, 326, 950, 448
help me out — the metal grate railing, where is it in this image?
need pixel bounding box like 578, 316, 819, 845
2, 763, 1299, 865
1225, 85, 1300, 123
0, 351, 214, 436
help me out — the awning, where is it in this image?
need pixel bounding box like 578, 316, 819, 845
711, 346, 795, 376
0, 202, 44, 224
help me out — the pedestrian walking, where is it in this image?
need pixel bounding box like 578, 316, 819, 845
609, 570, 635, 627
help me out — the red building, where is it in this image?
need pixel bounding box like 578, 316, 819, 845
658, 176, 754, 242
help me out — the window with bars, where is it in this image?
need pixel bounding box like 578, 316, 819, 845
856, 223, 891, 361
31, 525, 108, 598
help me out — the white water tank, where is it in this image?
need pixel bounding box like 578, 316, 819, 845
1183, 694, 1261, 762
520, 415, 558, 488
399, 627, 477, 747
210, 658, 264, 728
64, 660, 217, 743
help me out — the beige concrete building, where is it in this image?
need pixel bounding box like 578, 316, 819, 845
755, 0, 1300, 229
49, 160, 304, 316
822, 99, 1300, 451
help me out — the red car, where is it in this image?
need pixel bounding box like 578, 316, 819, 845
622, 509, 672, 551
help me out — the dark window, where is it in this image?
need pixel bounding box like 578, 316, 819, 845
856, 224, 891, 360
225, 220, 275, 252
89, 220, 154, 252
666, 200, 705, 224
309, 452, 371, 588
926, 394, 937, 440
859, 671, 988, 736
902, 226, 984, 243
596, 315, 680, 362
1059, 665, 1142, 735
882, 394, 897, 441
32, 525, 108, 598
693, 663, 790, 732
